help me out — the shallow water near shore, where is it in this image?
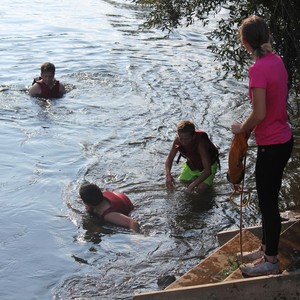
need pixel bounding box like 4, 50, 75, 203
1, 0, 300, 299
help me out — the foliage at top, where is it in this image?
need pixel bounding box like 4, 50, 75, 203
134, 0, 300, 94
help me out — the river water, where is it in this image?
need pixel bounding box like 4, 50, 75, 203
1, 0, 299, 299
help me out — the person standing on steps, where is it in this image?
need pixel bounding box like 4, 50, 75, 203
231, 15, 293, 277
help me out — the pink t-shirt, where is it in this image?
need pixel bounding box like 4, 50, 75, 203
248, 52, 292, 145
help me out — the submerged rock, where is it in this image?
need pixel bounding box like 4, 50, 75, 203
157, 275, 176, 289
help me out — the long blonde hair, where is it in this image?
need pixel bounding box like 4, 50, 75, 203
239, 16, 272, 58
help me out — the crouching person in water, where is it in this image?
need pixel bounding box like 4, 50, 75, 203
79, 183, 140, 233
29, 62, 65, 98
165, 120, 219, 194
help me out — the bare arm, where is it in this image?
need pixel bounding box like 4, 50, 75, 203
232, 88, 266, 134
104, 212, 140, 232
59, 83, 66, 96
28, 83, 41, 96
165, 142, 178, 189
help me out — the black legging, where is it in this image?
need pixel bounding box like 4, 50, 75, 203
255, 137, 293, 256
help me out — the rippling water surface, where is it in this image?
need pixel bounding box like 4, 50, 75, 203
1, 0, 300, 299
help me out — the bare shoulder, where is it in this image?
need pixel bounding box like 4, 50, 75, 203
59, 82, 66, 94
28, 83, 41, 96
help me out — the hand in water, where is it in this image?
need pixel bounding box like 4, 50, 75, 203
184, 187, 193, 194
166, 175, 175, 189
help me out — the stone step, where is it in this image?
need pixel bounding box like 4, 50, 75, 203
224, 220, 300, 282
133, 270, 300, 300
278, 220, 300, 271
133, 221, 300, 300
217, 219, 298, 246
165, 229, 260, 290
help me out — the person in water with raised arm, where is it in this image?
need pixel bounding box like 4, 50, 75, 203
231, 16, 293, 277
165, 120, 219, 194
29, 62, 65, 98
79, 183, 140, 233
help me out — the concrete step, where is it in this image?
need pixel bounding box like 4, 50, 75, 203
133, 220, 300, 300
165, 229, 260, 290
217, 219, 298, 246
133, 270, 300, 300
224, 220, 300, 282
278, 220, 300, 272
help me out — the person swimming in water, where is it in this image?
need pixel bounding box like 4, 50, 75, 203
29, 62, 65, 98
79, 183, 140, 233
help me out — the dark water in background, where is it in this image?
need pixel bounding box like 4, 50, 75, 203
1, 0, 300, 299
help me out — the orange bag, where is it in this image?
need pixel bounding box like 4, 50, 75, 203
227, 132, 249, 184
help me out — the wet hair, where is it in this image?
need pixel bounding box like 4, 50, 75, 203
239, 16, 272, 58
177, 120, 196, 135
40, 62, 56, 75
79, 183, 103, 206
